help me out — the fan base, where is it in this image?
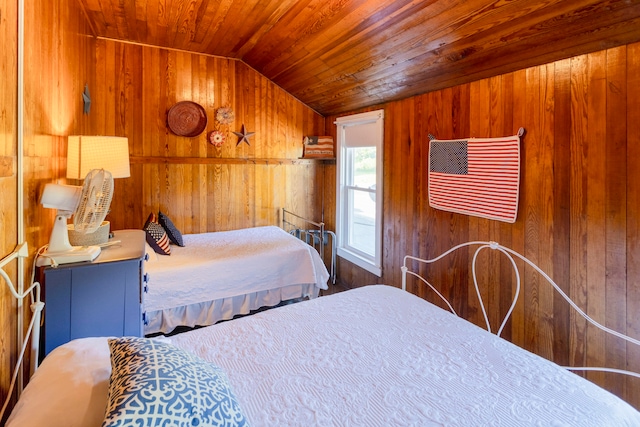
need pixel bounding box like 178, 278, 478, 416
36, 245, 101, 267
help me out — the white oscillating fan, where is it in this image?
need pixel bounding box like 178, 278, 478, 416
37, 169, 114, 266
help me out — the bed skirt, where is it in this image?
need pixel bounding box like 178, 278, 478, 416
144, 283, 319, 335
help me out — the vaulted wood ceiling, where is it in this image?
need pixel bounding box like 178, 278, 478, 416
77, 0, 640, 116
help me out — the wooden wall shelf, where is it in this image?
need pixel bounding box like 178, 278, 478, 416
129, 156, 320, 166
299, 157, 335, 161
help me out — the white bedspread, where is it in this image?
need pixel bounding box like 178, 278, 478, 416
8, 286, 640, 427
170, 285, 640, 426
144, 226, 329, 313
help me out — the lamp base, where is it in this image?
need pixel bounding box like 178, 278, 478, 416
36, 245, 101, 267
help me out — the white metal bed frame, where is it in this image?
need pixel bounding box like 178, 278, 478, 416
282, 208, 336, 284
401, 240, 640, 379
0, 242, 44, 419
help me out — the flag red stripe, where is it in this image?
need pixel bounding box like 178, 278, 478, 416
429, 188, 518, 202
429, 195, 517, 213
430, 201, 516, 219
431, 194, 517, 211
430, 174, 519, 186
429, 184, 518, 199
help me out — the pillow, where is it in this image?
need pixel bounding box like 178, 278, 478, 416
5, 337, 112, 427
103, 337, 249, 427
143, 213, 171, 255
158, 211, 184, 246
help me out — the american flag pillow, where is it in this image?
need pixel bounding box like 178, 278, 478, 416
428, 130, 522, 223
302, 136, 334, 158
143, 213, 171, 255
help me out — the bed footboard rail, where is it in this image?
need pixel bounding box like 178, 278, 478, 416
0, 242, 45, 418
401, 241, 640, 380
282, 208, 336, 284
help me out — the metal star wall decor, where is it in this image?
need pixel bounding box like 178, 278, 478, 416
233, 124, 255, 146
82, 84, 91, 114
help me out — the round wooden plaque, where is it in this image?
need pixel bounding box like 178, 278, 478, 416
167, 101, 208, 137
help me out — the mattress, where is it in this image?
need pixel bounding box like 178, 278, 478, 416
143, 226, 329, 334
8, 285, 639, 426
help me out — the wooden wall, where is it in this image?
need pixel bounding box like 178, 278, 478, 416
325, 42, 640, 408
22, 0, 95, 244
0, 0, 18, 415
0, 0, 94, 417
92, 39, 326, 233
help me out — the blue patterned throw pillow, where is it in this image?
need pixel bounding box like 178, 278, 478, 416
158, 211, 184, 246
103, 338, 249, 427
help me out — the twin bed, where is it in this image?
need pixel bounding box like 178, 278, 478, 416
6, 237, 640, 425
143, 224, 330, 335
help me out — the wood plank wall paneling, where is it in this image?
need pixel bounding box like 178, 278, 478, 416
627, 41, 640, 412
0, 0, 95, 418
92, 39, 326, 233
23, 0, 95, 247
73, 0, 640, 116
0, 0, 18, 417
326, 42, 640, 408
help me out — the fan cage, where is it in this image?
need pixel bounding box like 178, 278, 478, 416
74, 169, 114, 234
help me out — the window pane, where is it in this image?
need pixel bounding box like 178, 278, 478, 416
348, 147, 376, 188
347, 187, 376, 256
336, 109, 383, 277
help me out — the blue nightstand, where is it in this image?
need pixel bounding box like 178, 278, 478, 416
39, 229, 147, 358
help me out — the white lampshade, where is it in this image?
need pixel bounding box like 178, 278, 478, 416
67, 135, 130, 179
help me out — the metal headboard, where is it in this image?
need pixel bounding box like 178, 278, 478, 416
282, 208, 336, 284
401, 241, 640, 379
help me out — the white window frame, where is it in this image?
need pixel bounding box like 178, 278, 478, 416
335, 109, 384, 277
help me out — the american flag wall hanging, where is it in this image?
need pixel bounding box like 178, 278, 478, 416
428, 128, 524, 223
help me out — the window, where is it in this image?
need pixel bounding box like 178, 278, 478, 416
335, 110, 384, 276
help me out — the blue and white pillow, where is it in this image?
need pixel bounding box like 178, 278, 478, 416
103, 337, 249, 427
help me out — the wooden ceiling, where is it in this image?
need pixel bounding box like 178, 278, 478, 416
77, 0, 640, 116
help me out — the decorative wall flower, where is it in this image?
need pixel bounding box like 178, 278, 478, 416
208, 130, 226, 147
215, 107, 235, 125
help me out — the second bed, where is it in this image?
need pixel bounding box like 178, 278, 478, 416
143, 225, 330, 335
